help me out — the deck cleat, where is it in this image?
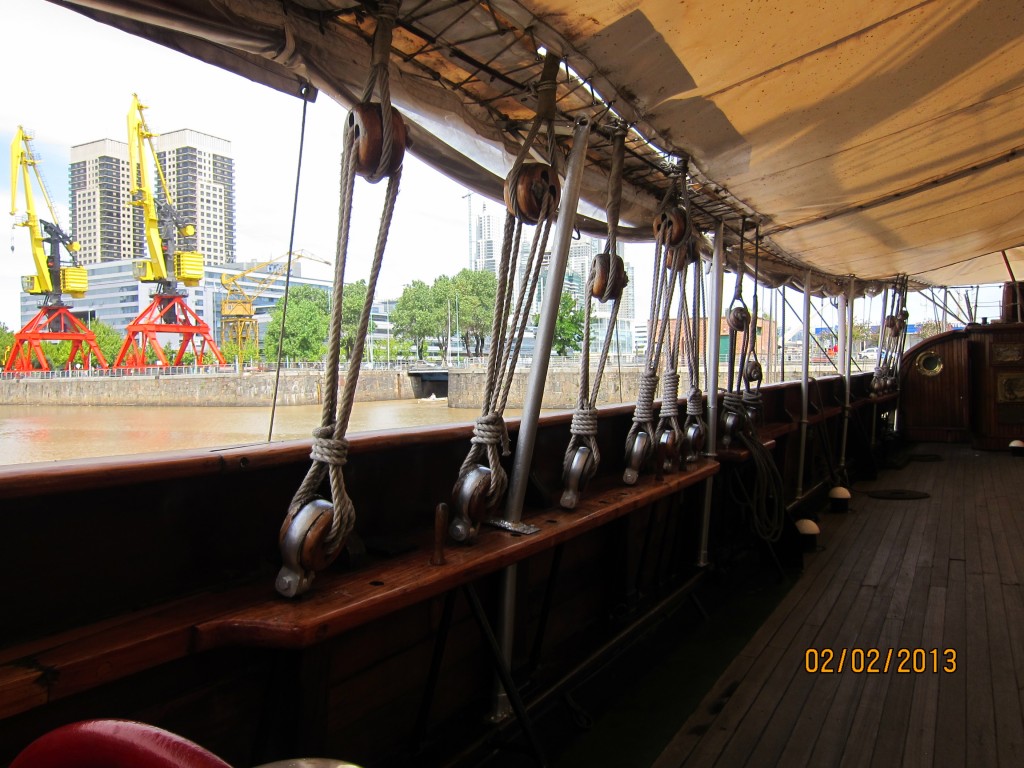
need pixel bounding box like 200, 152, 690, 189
623, 431, 651, 485
560, 445, 595, 509
277, 498, 336, 598
449, 464, 493, 543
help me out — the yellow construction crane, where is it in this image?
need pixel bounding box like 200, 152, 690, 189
114, 94, 224, 368
220, 250, 331, 349
10, 126, 86, 299
5, 127, 107, 371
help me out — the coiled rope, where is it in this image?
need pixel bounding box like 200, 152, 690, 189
278, 0, 405, 597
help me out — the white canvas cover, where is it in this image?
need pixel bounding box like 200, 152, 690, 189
48, 0, 1024, 292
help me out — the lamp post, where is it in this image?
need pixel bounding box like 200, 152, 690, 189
455, 293, 460, 366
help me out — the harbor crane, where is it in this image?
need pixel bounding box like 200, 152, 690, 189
219, 250, 331, 350
5, 127, 108, 372
113, 94, 225, 368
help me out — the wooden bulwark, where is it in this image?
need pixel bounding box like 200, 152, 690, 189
654, 442, 1024, 767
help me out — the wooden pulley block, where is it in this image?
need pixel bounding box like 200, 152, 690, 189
884, 315, 897, 330
653, 207, 688, 248
727, 305, 751, 332
348, 102, 407, 180
591, 251, 627, 302
505, 162, 560, 224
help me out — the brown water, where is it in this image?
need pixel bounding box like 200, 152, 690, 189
0, 399, 524, 466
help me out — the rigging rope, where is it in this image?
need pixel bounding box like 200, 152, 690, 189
624, 175, 689, 484
560, 122, 629, 508
277, 0, 407, 597
449, 55, 562, 541
268, 83, 311, 442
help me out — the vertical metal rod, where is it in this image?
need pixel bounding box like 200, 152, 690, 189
492, 116, 591, 720
697, 220, 725, 567
877, 286, 889, 359
839, 279, 855, 472
780, 285, 786, 382
796, 272, 812, 498
942, 287, 948, 330
837, 290, 848, 377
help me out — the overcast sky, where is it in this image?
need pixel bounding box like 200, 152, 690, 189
0, 0, 482, 330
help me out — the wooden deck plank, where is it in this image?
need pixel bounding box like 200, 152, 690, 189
717, 502, 902, 767
655, 444, 1024, 768
652, 510, 867, 767
934, 558, 966, 768
964, 572, 997, 766
902, 586, 946, 767
984, 572, 1024, 766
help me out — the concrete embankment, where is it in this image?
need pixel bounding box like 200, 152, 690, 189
0, 367, 651, 408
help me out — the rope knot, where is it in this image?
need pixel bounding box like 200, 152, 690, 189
686, 388, 704, 416
311, 425, 349, 467
570, 406, 599, 437
634, 372, 659, 424
472, 411, 511, 456
661, 371, 680, 418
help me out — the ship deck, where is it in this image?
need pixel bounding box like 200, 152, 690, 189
653, 442, 1024, 767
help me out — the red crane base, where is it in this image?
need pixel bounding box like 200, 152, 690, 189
4, 305, 109, 372
114, 294, 226, 369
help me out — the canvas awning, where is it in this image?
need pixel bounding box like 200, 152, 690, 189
49, 0, 1024, 295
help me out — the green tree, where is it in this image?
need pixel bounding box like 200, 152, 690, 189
916, 320, 945, 339
431, 275, 456, 361
221, 338, 261, 365
265, 284, 331, 362
340, 279, 373, 360
0, 322, 14, 367
454, 268, 496, 357
551, 292, 586, 356
392, 280, 434, 360
90, 320, 124, 366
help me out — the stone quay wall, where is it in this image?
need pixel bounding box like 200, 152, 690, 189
0, 367, 652, 409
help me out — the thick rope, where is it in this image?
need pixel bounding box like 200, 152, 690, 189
564, 124, 627, 480
282, 1, 403, 581
456, 60, 560, 515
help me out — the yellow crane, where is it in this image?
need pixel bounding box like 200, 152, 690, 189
5, 126, 107, 371
219, 250, 331, 350
114, 94, 225, 368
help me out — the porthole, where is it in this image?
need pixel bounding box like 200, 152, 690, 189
915, 350, 943, 377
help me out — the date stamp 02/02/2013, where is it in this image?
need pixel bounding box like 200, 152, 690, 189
804, 648, 957, 674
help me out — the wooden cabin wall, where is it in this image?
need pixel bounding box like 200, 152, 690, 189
900, 324, 1024, 448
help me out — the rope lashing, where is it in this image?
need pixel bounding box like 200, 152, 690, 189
624, 176, 689, 484
277, 0, 406, 598
561, 123, 629, 508
679, 231, 708, 462
450, 54, 562, 540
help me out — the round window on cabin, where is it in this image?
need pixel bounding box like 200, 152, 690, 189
915, 350, 943, 377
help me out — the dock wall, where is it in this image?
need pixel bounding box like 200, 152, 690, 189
0, 368, 649, 409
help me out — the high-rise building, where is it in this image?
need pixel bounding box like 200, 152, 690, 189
469, 198, 503, 274
68, 129, 235, 268
154, 130, 236, 265
68, 139, 143, 265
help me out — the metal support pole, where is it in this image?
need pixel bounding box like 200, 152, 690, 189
837, 290, 848, 377
492, 116, 591, 720
838, 279, 855, 474
697, 220, 725, 567
796, 272, 812, 498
